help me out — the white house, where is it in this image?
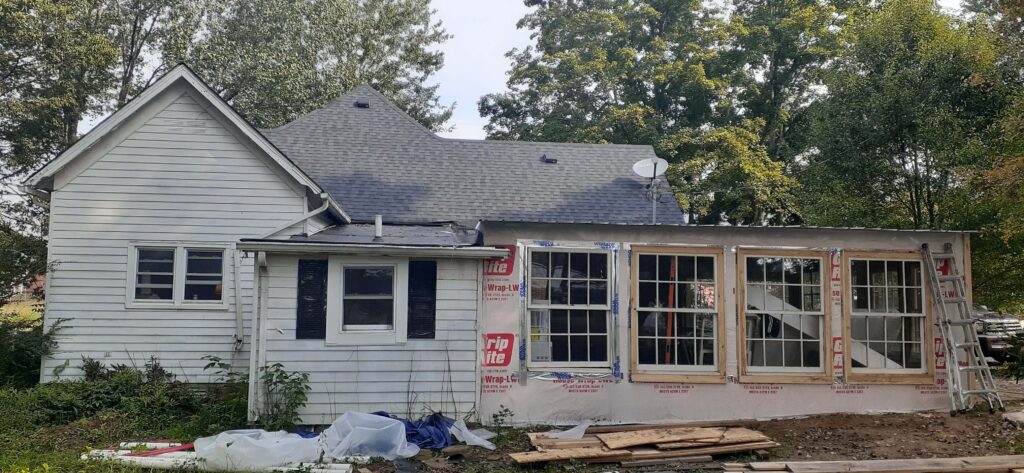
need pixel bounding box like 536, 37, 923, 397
24, 65, 972, 425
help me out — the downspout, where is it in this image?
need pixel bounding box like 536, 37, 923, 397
258, 192, 331, 239
232, 245, 244, 351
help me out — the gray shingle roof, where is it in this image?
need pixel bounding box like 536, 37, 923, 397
263, 85, 686, 225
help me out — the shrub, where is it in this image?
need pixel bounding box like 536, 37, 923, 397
0, 316, 59, 388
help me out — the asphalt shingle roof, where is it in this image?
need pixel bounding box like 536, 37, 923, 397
266, 223, 481, 246
263, 85, 686, 225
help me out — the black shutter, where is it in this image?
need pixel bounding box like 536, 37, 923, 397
296, 259, 328, 339
407, 260, 437, 339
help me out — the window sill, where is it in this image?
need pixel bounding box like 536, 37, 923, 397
325, 331, 406, 346
526, 366, 612, 374
738, 373, 833, 384
631, 372, 727, 384
845, 371, 935, 385
125, 301, 229, 311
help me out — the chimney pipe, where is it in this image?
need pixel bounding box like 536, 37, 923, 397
374, 215, 383, 238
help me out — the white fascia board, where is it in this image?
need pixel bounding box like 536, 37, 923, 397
24, 65, 350, 223
236, 241, 508, 259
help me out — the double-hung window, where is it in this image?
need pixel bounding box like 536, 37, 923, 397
631, 247, 723, 380
527, 248, 611, 367
326, 257, 409, 345
128, 243, 227, 308
739, 250, 829, 381
846, 254, 928, 379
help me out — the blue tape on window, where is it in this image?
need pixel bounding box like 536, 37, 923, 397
627, 248, 632, 265
549, 372, 572, 380
520, 279, 526, 298
612, 293, 620, 316
596, 242, 615, 250
519, 339, 526, 361
534, 240, 555, 247
613, 357, 622, 380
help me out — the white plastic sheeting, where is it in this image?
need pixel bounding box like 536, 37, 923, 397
449, 419, 496, 450
321, 412, 421, 461
194, 430, 321, 471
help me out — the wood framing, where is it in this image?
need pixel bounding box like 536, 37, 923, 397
629, 245, 727, 383
963, 234, 973, 305
841, 250, 936, 385
736, 248, 833, 384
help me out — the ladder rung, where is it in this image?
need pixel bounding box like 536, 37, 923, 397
930, 252, 955, 258
963, 389, 998, 395
943, 296, 968, 303
946, 320, 975, 326
938, 275, 961, 282
956, 342, 981, 348
959, 365, 985, 371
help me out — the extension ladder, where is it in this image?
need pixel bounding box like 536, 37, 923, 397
923, 242, 1004, 415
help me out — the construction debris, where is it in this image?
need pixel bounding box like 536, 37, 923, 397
723, 455, 1024, 472
511, 425, 777, 465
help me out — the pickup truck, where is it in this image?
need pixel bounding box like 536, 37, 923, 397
973, 305, 1024, 362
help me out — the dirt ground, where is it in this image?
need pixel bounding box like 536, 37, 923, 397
416, 386, 1024, 472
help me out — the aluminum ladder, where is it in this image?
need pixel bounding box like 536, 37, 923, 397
922, 242, 1004, 415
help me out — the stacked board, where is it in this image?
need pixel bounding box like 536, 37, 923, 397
723, 455, 1024, 473
510, 426, 778, 467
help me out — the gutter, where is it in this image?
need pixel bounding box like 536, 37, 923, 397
236, 241, 508, 259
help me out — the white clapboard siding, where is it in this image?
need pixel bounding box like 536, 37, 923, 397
42, 89, 307, 384
263, 255, 480, 424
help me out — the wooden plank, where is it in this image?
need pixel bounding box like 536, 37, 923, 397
624, 441, 780, 461
655, 428, 770, 449
748, 462, 789, 471
597, 427, 726, 449
508, 447, 631, 464
585, 420, 741, 434
618, 454, 713, 467
778, 455, 1024, 473
527, 433, 604, 450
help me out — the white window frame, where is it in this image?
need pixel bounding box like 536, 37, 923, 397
634, 251, 720, 373
848, 256, 928, 374
126, 242, 230, 310
525, 246, 613, 370
326, 256, 408, 346
742, 254, 827, 375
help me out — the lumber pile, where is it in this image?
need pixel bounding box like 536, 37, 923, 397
510, 425, 778, 467
723, 455, 1024, 473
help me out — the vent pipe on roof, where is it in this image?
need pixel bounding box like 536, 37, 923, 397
374, 215, 383, 239
355, 99, 370, 108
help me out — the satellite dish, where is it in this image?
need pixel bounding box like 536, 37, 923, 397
632, 157, 669, 179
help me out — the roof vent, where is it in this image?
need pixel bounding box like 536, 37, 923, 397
540, 153, 557, 164
354, 99, 370, 109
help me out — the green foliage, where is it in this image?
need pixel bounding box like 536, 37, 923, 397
1003, 335, 1024, 382
801, 0, 1005, 230
0, 315, 58, 388
257, 362, 310, 431
185, 0, 452, 130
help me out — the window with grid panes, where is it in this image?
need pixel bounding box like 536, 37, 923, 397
528, 249, 610, 365
849, 258, 925, 371
635, 253, 718, 370
743, 256, 824, 371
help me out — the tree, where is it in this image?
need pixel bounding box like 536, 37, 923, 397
479, 0, 798, 223
668, 120, 799, 224
186, 0, 453, 130
799, 0, 1005, 230
724, 0, 855, 164
0, 0, 117, 308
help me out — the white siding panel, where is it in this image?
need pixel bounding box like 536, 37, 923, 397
42, 91, 308, 383
262, 255, 480, 424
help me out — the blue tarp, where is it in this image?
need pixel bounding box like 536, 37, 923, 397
373, 412, 455, 450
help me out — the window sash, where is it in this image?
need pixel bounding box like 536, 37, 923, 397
848, 257, 927, 373
527, 248, 612, 368
341, 265, 397, 331
128, 244, 228, 308
633, 251, 721, 373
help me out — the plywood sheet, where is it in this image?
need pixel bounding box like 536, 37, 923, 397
508, 447, 631, 464
597, 426, 726, 449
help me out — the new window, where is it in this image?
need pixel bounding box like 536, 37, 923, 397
527, 249, 610, 367
127, 243, 227, 308
739, 252, 828, 381
848, 256, 926, 373
633, 250, 721, 374
342, 266, 395, 330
